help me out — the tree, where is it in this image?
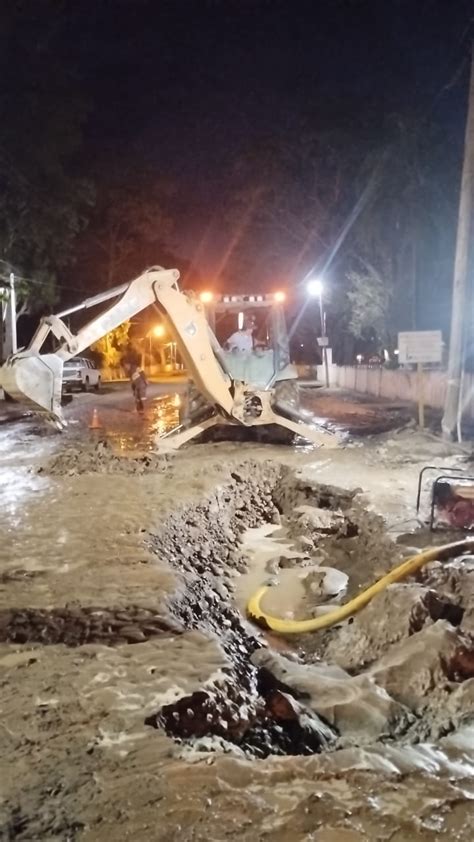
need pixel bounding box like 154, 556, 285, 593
0, 3, 94, 313
224, 101, 461, 367
223, 119, 365, 289
91, 322, 131, 368
348, 113, 460, 337
67, 151, 176, 294
346, 261, 393, 350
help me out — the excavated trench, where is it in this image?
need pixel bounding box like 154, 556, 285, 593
143, 462, 339, 757
4, 455, 474, 760
144, 462, 474, 758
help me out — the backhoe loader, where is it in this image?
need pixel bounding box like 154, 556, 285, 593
0, 266, 338, 448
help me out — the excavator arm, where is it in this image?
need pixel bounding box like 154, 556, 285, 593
0, 265, 339, 448
0, 267, 234, 427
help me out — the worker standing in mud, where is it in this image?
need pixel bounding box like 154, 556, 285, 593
130, 366, 148, 413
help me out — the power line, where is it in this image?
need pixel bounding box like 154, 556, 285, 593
0, 269, 90, 297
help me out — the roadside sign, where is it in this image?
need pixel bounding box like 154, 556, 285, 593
317, 336, 329, 347
398, 331, 442, 365
398, 330, 443, 430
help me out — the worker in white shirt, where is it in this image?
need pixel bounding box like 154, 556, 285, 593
225, 324, 254, 353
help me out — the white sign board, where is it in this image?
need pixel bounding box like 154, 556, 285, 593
398, 331, 442, 365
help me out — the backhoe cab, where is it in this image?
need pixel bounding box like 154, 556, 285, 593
0, 267, 338, 449
197, 289, 300, 414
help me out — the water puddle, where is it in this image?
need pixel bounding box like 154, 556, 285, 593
0, 424, 54, 523
101, 392, 182, 452
235, 522, 348, 620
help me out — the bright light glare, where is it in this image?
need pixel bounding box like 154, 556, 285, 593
307, 278, 323, 297
200, 291, 214, 303
153, 324, 165, 338
274, 290, 286, 302
238, 311, 244, 329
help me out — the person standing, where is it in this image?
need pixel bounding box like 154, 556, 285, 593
130, 366, 148, 413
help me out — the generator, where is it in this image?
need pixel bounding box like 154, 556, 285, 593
416, 466, 474, 531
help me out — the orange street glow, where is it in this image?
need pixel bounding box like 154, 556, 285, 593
200, 291, 214, 303
274, 291, 286, 302
153, 324, 165, 338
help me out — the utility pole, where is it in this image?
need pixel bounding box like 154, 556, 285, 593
0, 286, 5, 364
319, 294, 330, 388
442, 45, 474, 439
2, 273, 18, 361
9, 273, 17, 354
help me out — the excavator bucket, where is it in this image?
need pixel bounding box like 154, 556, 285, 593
0, 352, 66, 428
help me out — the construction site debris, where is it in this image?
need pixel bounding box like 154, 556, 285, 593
38, 439, 171, 476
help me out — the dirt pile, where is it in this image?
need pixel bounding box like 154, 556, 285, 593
0, 604, 182, 646
38, 438, 172, 476
323, 583, 464, 669
417, 556, 474, 633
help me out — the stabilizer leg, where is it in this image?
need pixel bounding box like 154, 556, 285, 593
156, 414, 221, 450
268, 409, 340, 448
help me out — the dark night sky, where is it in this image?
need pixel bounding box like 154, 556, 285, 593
52, 0, 471, 280
4, 0, 472, 304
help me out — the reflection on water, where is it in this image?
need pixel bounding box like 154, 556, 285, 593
150, 394, 181, 441
0, 424, 53, 525
102, 392, 182, 452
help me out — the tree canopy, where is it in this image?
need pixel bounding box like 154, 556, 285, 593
0, 3, 93, 313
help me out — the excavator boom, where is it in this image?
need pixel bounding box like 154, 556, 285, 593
0, 267, 233, 427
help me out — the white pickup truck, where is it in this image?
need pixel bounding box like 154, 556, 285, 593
62, 357, 101, 392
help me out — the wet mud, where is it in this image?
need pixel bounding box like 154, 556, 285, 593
0, 604, 182, 646
3, 424, 474, 841
39, 438, 171, 476
139, 463, 474, 764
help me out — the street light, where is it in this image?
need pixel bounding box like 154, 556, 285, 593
306, 277, 329, 388
145, 324, 166, 375
307, 278, 323, 298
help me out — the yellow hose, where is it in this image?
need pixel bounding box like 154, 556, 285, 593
247, 538, 474, 635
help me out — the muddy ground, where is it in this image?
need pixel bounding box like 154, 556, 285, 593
1, 388, 474, 841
